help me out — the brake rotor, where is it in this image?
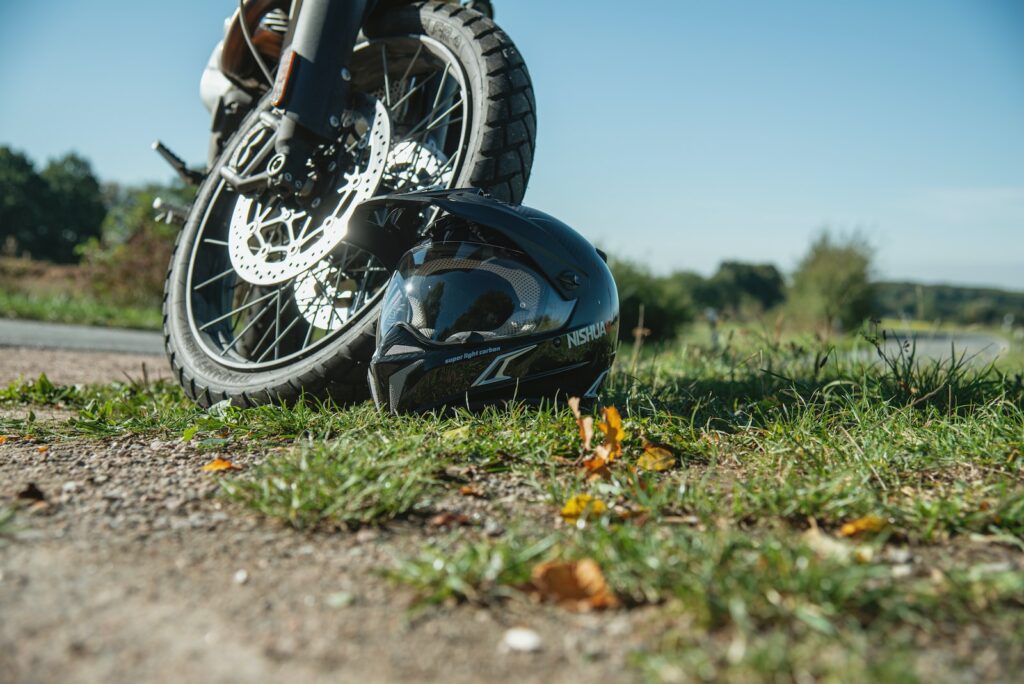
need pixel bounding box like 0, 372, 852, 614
227, 99, 391, 286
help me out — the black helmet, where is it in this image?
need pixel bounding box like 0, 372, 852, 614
356, 190, 618, 414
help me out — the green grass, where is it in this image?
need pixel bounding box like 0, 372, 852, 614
0, 289, 162, 329
3, 331, 1023, 681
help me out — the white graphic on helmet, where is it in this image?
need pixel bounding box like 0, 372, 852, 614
471, 345, 538, 387
566, 322, 607, 349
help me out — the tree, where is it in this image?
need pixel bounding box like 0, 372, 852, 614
0, 146, 46, 257
38, 153, 106, 263
789, 231, 876, 332
711, 261, 786, 314
0, 147, 105, 263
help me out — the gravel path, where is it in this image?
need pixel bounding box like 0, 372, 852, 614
0, 348, 171, 386
0, 431, 640, 683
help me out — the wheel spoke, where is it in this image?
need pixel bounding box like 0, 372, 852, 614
193, 267, 236, 291
219, 292, 279, 357
381, 44, 392, 108
406, 96, 463, 140
198, 287, 281, 332
258, 312, 304, 363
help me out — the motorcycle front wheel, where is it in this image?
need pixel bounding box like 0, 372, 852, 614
163, 2, 536, 407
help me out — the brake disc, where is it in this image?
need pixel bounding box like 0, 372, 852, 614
227, 100, 391, 286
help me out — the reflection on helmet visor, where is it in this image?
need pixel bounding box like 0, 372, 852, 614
380, 242, 575, 343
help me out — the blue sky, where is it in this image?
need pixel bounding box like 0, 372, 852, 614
2, 0, 1022, 289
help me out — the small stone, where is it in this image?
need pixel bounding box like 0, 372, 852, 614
355, 528, 378, 544
884, 547, 913, 564
233, 569, 249, 585
62, 481, 79, 493
891, 564, 913, 578
500, 627, 543, 653
325, 591, 354, 608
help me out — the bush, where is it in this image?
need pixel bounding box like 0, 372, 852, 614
788, 231, 876, 332
609, 259, 695, 342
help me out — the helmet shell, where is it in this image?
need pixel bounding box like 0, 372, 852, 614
364, 190, 618, 413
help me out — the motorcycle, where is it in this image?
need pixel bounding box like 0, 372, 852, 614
153, 0, 535, 407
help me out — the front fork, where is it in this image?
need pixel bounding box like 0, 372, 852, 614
272, 0, 377, 171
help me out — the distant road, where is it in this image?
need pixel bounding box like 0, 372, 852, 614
0, 318, 163, 355
864, 329, 1010, 365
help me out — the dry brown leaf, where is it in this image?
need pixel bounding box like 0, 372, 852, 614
531, 558, 619, 610
560, 494, 607, 523
459, 484, 486, 498
36, 445, 49, 454
838, 515, 886, 537
581, 454, 611, 481
201, 457, 242, 473
568, 397, 594, 452
638, 442, 675, 471
428, 512, 471, 528
568, 396, 583, 419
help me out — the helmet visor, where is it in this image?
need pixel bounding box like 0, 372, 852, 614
379, 242, 575, 344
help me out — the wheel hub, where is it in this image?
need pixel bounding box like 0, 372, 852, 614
227, 99, 392, 286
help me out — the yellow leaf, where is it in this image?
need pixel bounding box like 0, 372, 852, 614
838, 515, 886, 537
596, 406, 624, 461
531, 558, 619, 610
560, 494, 606, 522
638, 443, 675, 471
36, 445, 49, 454
202, 457, 242, 473
0, 436, 8, 445
442, 426, 470, 442
598, 406, 624, 443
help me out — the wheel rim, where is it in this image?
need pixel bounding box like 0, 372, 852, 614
184, 35, 471, 371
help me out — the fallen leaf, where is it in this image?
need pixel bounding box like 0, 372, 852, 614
36, 445, 49, 454
638, 442, 675, 471
530, 558, 619, 610
568, 397, 594, 451
597, 407, 624, 461
201, 457, 242, 473
428, 512, 472, 528
459, 484, 486, 498
803, 526, 852, 562
581, 454, 611, 481
567, 396, 583, 419
0, 436, 8, 445
838, 515, 886, 537
560, 494, 607, 522
442, 426, 470, 442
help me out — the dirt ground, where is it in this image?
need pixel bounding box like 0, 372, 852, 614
0, 348, 171, 386
0, 352, 642, 684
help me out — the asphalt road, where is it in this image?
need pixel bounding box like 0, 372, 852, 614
0, 319, 1012, 373
862, 329, 1010, 365
0, 318, 163, 355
